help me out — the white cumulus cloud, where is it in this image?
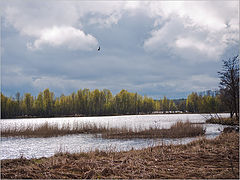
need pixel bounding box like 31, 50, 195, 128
143, 1, 239, 61
2, 0, 123, 51
3, 1, 238, 55
27, 26, 98, 51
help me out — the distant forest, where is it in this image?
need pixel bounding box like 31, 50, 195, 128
1, 89, 229, 119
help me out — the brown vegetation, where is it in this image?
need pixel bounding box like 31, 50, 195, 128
1, 121, 205, 139
1, 122, 107, 138
206, 117, 239, 126
1, 132, 239, 179
101, 121, 205, 139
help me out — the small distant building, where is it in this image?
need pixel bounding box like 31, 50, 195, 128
152, 111, 184, 114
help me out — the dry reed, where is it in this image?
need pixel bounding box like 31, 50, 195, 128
1, 122, 108, 138
206, 117, 239, 126
1, 121, 205, 139
101, 121, 205, 139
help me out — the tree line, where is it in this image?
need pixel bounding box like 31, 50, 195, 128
1, 89, 229, 119
155, 90, 228, 114
1, 89, 155, 118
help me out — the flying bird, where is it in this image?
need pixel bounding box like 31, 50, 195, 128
98, 46, 100, 51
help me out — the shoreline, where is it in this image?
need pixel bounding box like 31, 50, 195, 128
206, 117, 239, 126
1, 112, 230, 120
1, 132, 239, 179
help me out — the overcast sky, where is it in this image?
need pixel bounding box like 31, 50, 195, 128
1, 0, 239, 99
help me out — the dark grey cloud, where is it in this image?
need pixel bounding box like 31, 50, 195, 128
1, 1, 239, 99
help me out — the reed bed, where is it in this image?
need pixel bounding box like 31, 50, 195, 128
1, 122, 109, 138
206, 117, 239, 126
1, 132, 239, 179
101, 121, 205, 139
1, 121, 205, 139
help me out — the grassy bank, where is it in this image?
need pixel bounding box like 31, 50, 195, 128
1, 121, 205, 139
1, 132, 239, 179
206, 117, 239, 126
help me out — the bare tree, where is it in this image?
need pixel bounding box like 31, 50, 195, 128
218, 55, 239, 119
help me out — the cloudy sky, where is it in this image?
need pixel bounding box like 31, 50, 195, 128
1, 0, 239, 99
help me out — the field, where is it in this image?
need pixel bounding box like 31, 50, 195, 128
1, 132, 239, 179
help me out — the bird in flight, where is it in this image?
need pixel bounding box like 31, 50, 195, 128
98, 46, 100, 51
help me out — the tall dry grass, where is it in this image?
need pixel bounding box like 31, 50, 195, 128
1, 121, 205, 139
206, 117, 239, 126
1, 122, 108, 138
101, 121, 205, 139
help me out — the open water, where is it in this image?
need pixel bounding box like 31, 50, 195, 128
1, 113, 230, 159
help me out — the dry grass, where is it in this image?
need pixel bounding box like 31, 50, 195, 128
101, 121, 205, 139
1, 122, 108, 138
1, 132, 239, 179
206, 117, 239, 126
1, 121, 205, 139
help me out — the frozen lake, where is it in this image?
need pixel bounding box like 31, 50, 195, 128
1, 113, 230, 160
